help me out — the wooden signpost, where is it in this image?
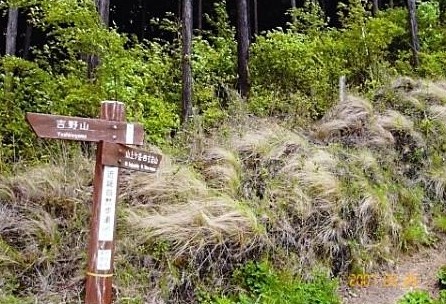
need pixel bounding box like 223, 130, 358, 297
26, 101, 161, 304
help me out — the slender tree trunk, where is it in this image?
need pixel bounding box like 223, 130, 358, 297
98, 0, 110, 26
23, 20, 33, 59
181, 0, 193, 123
291, 0, 297, 26
253, 0, 258, 35
197, 0, 202, 31
389, 0, 394, 8
6, 8, 19, 55
88, 0, 109, 79
372, 0, 379, 16
236, 0, 250, 99
407, 0, 420, 68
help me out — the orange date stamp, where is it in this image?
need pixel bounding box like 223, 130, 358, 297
348, 273, 420, 288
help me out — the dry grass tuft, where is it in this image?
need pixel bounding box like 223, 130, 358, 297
313, 95, 398, 148
202, 147, 241, 196
314, 95, 373, 142
426, 166, 446, 202
126, 196, 260, 255
122, 154, 208, 206
0, 156, 92, 205
429, 105, 446, 123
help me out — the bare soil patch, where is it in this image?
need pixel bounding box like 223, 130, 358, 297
340, 239, 446, 304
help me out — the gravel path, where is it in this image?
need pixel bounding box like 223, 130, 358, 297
340, 241, 446, 304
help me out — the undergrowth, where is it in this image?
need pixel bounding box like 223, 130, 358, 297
2, 0, 446, 303
1, 78, 446, 303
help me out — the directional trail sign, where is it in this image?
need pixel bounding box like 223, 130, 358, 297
26, 113, 145, 145
26, 101, 162, 304
102, 142, 162, 173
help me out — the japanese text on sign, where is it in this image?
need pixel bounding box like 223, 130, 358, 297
98, 166, 119, 241
56, 119, 90, 131
125, 150, 160, 165
96, 249, 112, 271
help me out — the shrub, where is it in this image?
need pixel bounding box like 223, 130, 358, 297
437, 265, 446, 288
202, 262, 340, 304
397, 290, 434, 304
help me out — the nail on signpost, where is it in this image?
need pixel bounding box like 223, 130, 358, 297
26, 101, 162, 304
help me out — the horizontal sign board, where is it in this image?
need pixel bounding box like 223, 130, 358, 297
102, 142, 162, 173
26, 113, 144, 145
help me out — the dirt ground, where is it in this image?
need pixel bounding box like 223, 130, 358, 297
339, 240, 446, 304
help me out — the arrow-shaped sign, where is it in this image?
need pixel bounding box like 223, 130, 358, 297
26, 113, 144, 145
101, 142, 162, 173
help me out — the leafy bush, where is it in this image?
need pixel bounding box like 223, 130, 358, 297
437, 265, 446, 287
433, 215, 446, 233
201, 262, 340, 304
398, 290, 434, 304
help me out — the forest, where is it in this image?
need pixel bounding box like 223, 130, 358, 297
2, 0, 446, 303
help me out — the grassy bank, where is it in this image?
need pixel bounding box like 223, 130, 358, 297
1, 77, 446, 303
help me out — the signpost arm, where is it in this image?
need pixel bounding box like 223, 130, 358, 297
85, 101, 125, 304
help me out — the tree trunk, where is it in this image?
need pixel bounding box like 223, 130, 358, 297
197, 0, 202, 31
23, 20, 33, 59
389, 0, 394, 8
291, 0, 297, 26
88, 0, 109, 79
407, 0, 420, 68
236, 0, 250, 99
181, 0, 193, 123
253, 0, 258, 35
97, 0, 110, 26
372, 0, 379, 16
6, 8, 19, 55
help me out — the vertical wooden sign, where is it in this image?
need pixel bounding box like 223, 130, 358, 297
26, 101, 162, 304
85, 101, 124, 304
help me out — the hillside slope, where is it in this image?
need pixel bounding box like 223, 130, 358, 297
1, 78, 446, 303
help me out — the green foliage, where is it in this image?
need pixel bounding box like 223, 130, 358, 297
437, 265, 446, 286
250, 0, 406, 120
201, 262, 340, 304
439, 290, 446, 303
401, 220, 432, 250
0, 295, 33, 304
397, 289, 446, 304
398, 291, 435, 304
433, 215, 446, 232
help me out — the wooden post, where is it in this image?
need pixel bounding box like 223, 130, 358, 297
26, 102, 161, 304
85, 101, 125, 304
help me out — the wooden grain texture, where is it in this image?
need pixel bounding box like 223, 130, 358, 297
102, 142, 162, 173
26, 113, 144, 145
85, 101, 125, 304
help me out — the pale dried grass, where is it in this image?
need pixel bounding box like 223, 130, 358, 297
125, 196, 262, 259
315, 96, 373, 141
